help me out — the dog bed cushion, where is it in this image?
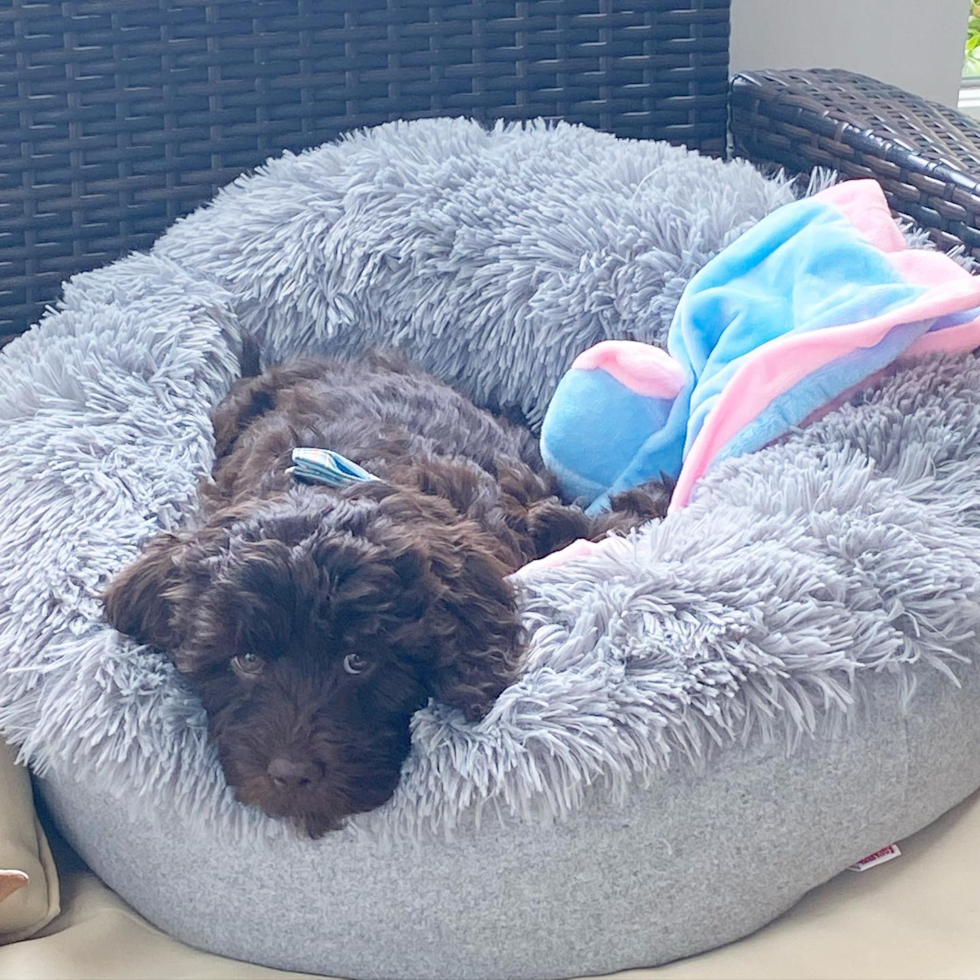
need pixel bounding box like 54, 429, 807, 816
2, 119, 980, 980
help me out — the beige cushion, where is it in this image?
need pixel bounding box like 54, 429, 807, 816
0, 740, 59, 943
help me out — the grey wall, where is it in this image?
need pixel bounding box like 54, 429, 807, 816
730, 0, 970, 106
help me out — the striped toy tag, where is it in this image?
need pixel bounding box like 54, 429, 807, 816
288, 448, 378, 488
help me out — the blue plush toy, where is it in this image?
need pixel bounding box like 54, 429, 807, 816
541, 180, 980, 517
540, 341, 688, 515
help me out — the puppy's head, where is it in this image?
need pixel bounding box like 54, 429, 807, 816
103, 487, 522, 835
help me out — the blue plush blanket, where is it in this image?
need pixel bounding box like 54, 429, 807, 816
542, 180, 980, 513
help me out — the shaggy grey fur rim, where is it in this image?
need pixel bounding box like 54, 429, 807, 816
0, 119, 978, 846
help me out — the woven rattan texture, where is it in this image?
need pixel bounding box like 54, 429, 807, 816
0, 0, 730, 337
731, 68, 980, 260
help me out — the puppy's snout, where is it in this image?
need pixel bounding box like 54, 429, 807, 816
267, 756, 320, 790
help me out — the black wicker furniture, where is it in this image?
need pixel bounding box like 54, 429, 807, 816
0, 0, 731, 340
5, 4, 980, 346
730, 68, 980, 261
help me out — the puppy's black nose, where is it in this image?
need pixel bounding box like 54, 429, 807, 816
267, 756, 319, 790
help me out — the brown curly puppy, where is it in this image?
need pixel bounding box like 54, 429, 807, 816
103, 352, 668, 835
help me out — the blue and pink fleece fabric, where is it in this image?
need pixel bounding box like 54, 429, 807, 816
541, 180, 980, 519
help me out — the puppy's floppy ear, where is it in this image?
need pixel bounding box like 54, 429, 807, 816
102, 532, 190, 649
524, 498, 592, 559
362, 490, 524, 721
418, 522, 524, 722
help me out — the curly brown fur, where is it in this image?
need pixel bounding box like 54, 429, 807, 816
103, 352, 668, 834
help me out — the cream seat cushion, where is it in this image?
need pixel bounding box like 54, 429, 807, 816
0, 740, 59, 943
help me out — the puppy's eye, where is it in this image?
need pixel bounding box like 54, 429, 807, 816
231, 652, 264, 676
343, 652, 369, 675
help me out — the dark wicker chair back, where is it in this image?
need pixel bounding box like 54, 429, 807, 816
0, 0, 731, 338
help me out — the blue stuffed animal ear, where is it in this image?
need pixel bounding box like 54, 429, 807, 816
540, 341, 689, 511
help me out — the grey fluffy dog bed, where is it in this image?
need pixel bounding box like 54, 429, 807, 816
2, 119, 980, 980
